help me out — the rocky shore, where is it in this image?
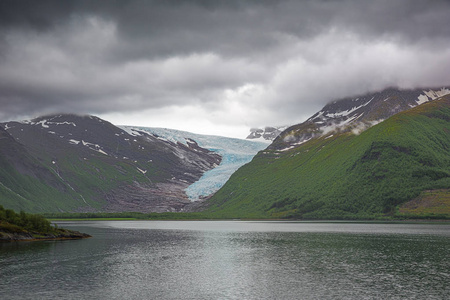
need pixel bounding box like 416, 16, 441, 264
0, 228, 91, 242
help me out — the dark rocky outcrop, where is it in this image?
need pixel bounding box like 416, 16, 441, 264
0, 228, 91, 242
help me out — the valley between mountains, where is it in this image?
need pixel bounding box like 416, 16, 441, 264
0, 86, 449, 219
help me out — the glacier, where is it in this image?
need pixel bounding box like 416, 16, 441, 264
120, 126, 269, 201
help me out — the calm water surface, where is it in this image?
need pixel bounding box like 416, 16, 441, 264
1, 221, 449, 299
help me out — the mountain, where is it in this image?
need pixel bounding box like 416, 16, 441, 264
246, 86, 449, 146
0, 114, 222, 213
246, 126, 288, 141
206, 92, 450, 219
270, 86, 449, 151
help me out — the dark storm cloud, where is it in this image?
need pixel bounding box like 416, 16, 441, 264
0, 0, 449, 134
3, 0, 449, 58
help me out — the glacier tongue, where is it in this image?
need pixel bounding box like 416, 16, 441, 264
120, 126, 268, 201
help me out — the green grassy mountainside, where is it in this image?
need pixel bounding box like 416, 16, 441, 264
0, 115, 221, 213
0, 127, 84, 212
206, 96, 450, 219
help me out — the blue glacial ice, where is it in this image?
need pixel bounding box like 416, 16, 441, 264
124, 127, 268, 201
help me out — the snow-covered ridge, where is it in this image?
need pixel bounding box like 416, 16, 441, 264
312, 87, 450, 136
271, 86, 450, 152
416, 88, 450, 106
323, 97, 373, 118
21, 118, 77, 128
120, 126, 268, 201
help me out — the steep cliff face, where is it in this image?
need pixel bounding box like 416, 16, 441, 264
0, 114, 221, 213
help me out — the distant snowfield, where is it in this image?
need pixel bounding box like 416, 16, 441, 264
120, 126, 268, 201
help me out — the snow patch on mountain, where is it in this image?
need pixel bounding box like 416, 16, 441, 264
416, 87, 450, 105
120, 126, 268, 201
21, 118, 78, 128
279, 137, 312, 152
120, 126, 143, 137
137, 167, 147, 174
67, 138, 108, 155
324, 97, 373, 118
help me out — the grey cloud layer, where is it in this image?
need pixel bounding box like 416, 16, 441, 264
1, 0, 449, 128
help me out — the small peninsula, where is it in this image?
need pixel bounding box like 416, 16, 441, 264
0, 205, 90, 242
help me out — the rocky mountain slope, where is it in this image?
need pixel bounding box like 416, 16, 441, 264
0, 114, 222, 213
270, 86, 449, 151
206, 91, 450, 219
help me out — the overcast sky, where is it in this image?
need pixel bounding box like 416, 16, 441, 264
1, 0, 449, 138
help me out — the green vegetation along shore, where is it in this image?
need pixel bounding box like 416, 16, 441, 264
44, 211, 212, 221
0, 205, 91, 242
43, 211, 449, 222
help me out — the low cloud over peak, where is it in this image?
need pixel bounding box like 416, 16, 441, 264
1, 0, 449, 138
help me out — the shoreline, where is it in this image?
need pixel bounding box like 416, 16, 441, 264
50, 218, 450, 224
0, 229, 92, 242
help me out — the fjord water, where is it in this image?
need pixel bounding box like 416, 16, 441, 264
1, 221, 449, 299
